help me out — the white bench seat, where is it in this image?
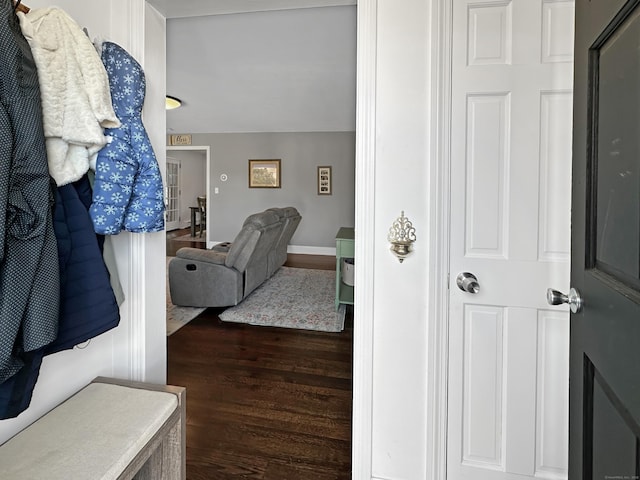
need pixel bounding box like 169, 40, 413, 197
0, 377, 186, 480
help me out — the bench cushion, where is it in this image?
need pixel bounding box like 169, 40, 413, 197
0, 382, 178, 479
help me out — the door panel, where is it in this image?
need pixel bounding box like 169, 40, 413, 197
462, 305, 504, 468
592, 5, 640, 288
571, 1, 640, 478
536, 310, 570, 477
448, 1, 575, 479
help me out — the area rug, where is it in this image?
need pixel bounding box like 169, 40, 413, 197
166, 257, 206, 336
220, 267, 346, 332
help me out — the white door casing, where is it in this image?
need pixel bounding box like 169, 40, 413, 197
447, 1, 574, 479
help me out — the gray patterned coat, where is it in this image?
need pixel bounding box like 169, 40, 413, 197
0, 0, 60, 383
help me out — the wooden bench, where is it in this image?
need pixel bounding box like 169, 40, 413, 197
0, 377, 186, 479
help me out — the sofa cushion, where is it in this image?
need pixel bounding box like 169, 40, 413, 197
266, 207, 301, 276
226, 211, 280, 269
176, 247, 226, 265
243, 211, 281, 229
225, 229, 259, 269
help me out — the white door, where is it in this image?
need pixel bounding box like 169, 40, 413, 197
165, 157, 180, 231
447, 1, 574, 479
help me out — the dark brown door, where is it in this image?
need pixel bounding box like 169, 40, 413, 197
571, 0, 640, 478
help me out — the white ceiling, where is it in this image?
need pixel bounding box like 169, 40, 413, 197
146, 0, 356, 18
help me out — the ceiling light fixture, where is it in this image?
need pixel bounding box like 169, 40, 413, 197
165, 95, 182, 110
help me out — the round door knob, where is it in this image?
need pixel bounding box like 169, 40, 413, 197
457, 272, 480, 294
546, 287, 583, 314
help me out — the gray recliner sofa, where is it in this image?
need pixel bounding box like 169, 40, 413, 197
265, 207, 302, 277
168, 207, 301, 307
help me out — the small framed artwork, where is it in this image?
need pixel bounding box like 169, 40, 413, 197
317, 166, 332, 195
249, 159, 281, 188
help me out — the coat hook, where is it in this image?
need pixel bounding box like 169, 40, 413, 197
14, 1, 30, 14
388, 211, 416, 263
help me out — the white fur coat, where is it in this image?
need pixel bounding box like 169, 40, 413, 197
18, 7, 120, 186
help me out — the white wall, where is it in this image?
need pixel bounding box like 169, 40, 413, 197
353, 0, 438, 478
372, 0, 432, 472
0, 0, 166, 442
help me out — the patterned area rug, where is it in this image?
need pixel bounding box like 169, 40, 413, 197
166, 257, 206, 336
220, 267, 346, 332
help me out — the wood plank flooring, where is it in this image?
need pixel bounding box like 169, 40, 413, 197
166, 240, 353, 479
167, 228, 205, 256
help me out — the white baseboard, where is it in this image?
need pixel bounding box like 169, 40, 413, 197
287, 245, 336, 256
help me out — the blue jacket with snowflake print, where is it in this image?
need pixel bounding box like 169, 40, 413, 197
90, 41, 165, 234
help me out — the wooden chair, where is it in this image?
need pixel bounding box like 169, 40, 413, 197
196, 196, 206, 237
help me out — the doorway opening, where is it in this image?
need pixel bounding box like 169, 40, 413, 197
165, 146, 210, 237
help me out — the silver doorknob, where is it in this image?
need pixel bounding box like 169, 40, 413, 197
546, 287, 583, 313
457, 272, 480, 294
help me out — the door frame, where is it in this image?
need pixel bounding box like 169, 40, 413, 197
428, 0, 453, 478
166, 146, 211, 244
351, 1, 376, 476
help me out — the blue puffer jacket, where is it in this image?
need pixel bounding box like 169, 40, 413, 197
90, 41, 164, 234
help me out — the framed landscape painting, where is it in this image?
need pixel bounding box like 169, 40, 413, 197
249, 159, 281, 188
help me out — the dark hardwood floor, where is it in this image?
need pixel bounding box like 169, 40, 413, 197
166, 227, 207, 256
166, 229, 353, 479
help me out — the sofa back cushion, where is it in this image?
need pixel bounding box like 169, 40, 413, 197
225, 211, 281, 272
266, 207, 301, 275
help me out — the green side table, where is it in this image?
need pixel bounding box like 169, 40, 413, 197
335, 227, 355, 310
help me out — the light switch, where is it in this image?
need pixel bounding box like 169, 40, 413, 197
214, 187, 219, 194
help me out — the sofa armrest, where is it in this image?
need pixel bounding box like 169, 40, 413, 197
168, 256, 243, 307
176, 247, 226, 265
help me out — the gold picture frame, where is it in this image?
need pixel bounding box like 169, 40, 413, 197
248, 159, 281, 188
317, 165, 332, 195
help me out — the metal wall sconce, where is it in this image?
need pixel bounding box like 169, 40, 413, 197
388, 211, 416, 263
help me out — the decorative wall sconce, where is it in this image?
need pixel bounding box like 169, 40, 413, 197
388, 211, 416, 263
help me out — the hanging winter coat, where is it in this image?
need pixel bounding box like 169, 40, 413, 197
90, 41, 165, 234
16, 7, 120, 186
48, 174, 120, 354
0, 0, 60, 385
0, 173, 121, 420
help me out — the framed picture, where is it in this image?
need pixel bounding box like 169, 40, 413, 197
249, 159, 281, 188
317, 166, 332, 195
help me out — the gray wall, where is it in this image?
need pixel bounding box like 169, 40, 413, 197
166, 6, 356, 133
165, 7, 357, 250
189, 131, 355, 248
